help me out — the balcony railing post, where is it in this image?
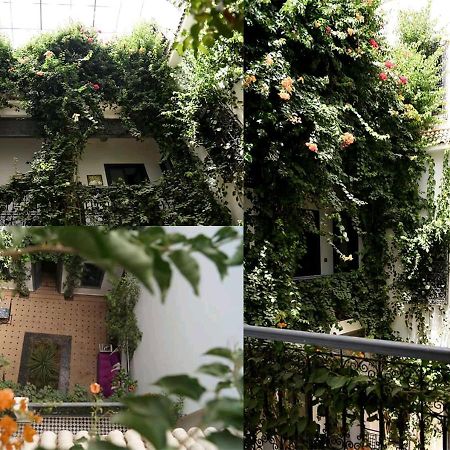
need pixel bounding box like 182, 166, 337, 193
419, 367, 426, 450
377, 359, 385, 450
358, 394, 365, 448
443, 407, 448, 450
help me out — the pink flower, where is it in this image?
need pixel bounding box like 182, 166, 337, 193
325, 26, 332, 35
91, 83, 100, 91
36, 71, 45, 77
306, 142, 318, 153
379, 72, 388, 81
369, 38, 379, 49
384, 60, 395, 69
87, 37, 94, 43
399, 75, 408, 85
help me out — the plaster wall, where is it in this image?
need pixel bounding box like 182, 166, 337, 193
130, 226, 243, 414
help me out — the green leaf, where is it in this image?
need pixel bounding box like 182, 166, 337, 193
155, 374, 206, 400
114, 395, 177, 449
206, 430, 243, 450
153, 251, 172, 301
327, 376, 348, 389
169, 249, 200, 295
203, 397, 243, 429
204, 347, 234, 360
198, 362, 231, 377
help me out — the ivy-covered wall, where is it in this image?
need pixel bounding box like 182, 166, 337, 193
0, 23, 242, 226
244, 0, 444, 340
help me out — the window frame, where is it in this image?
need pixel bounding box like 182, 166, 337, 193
104, 163, 149, 186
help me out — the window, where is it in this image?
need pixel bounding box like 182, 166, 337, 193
104, 164, 149, 185
80, 263, 104, 288
333, 215, 359, 273
295, 210, 321, 277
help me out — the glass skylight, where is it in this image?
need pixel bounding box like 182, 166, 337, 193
0, 0, 185, 48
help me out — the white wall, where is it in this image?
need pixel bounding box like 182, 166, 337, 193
0, 138, 39, 184
77, 138, 162, 185
0, 137, 162, 186
130, 226, 243, 414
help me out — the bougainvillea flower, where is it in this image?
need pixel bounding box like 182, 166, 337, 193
36, 71, 45, 77
325, 26, 332, 35
23, 424, 37, 443
243, 74, 256, 88
44, 50, 54, 59
0, 389, 14, 410
379, 72, 388, 81
91, 83, 101, 91
264, 54, 274, 66
399, 75, 408, 85
306, 142, 318, 153
384, 60, 395, 69
87, 37, 94, 43
279, 91, 291, 100
90, 382, 101, 394
369, 38, 379, 49
281, 77, 293, 93
341, 132, 355, 147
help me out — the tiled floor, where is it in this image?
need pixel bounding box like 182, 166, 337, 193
0, 276, 107, 390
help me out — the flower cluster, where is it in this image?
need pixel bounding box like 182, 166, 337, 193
0, 389, 41, 450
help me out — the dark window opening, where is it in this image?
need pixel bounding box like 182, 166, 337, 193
104, 164, 149, 185
333, 215, 359, 273
296, 210, 321, 277
80, 263, 104, 288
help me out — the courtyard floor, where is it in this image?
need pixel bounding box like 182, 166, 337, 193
0, 276, 107, 389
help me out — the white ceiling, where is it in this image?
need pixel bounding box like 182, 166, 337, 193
0, 0, 185, 48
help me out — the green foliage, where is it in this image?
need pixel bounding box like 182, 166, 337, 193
26, 340, 59, 389
63, 254, 83, 299
113, 347, 243, 450
176, 0, 243, 56
109, 369, 138, 400
246, 340, 450, 448
106, 274, 142, 358
0, 226, 242, 299
0, 22, 241, 226
392, 4, 444, 127
244, 0, 442, 338
398, 2, 442, 57
0, 36, 12, 108
171, 32, 243, 198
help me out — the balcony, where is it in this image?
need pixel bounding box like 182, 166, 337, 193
244, 325, 450, 450
0, 183, 164, 226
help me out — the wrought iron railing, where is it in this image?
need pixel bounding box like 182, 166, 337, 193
17, 402, 126, 435
0, 184, 163, 226
244, 325, 450, 450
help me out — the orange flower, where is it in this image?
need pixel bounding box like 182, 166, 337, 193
0, 389, 14, 411
264, 54, 274, 66
306, 142, 318, 153
281, 76, 293, 93
23, 424, 36, 443
277, 321, 287, 328
36, 71, 45, 77
341, 132, 355, 148
278, 92, 290, 101
0, 415, 18, 435
347, 28, 355, 36
20, 398, 27, 412
243, 74, 256, 88
90, 382, 101, 394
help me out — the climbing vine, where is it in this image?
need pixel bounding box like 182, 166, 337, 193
0, 23, 240, 225
244, 0, 443, 339
106, 273, 143, 358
